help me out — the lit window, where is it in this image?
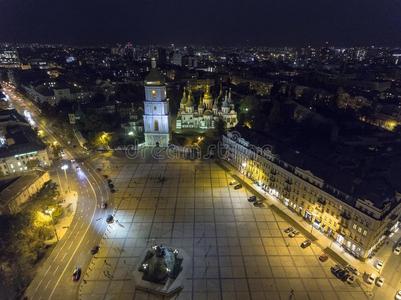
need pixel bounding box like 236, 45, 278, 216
363, 230, 367, 236
353, 224, 357, 230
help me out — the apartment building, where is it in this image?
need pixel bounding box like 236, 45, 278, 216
0, 109, 50, 176
222, 129, 401, 260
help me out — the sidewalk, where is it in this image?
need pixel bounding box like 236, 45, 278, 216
54, 190, 78, 240
217, 159, 378, 278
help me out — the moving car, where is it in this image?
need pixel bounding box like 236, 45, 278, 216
376, 277, 384, 287
234, 184, 242, 190
319, 253, 328, 262
284, 227, 294, 233
366, 273, 376, 284
300, 239, 311, 248
248, 196, 257, 202
395, 290, 401, 300
72, 267, 81, 281
289, 230, 300, 238
91, 245, 100, 255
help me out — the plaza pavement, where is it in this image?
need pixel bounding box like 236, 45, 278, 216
79, 156, 369, 300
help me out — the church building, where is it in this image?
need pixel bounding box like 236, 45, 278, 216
176, 84, 238, 131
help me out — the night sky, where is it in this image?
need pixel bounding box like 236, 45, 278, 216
0, 0, 400, 46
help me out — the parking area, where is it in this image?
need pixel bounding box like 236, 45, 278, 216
79, 157, 368, 300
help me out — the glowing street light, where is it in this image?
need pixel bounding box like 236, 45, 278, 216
61, 164, 69, 193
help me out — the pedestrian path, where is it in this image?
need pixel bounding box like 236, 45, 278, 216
217, 160, 378, 279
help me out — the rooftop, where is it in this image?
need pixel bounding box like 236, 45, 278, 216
229, 126, 401, 210
0, 171, 46, 211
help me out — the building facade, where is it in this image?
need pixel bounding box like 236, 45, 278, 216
143, 59, 171, 147
176, 84, 238, 131
0, 171, 50, 214
222, 131, 401, 260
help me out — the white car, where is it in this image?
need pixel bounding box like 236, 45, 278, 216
376, 277, 384, 287
346, 275, 355, 284
375, 259, 384, 270
394, 245, 401, 255
366, 273, 376, 284
395, 290, 401, 300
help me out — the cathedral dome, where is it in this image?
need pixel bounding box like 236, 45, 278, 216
186, 90, 195, 107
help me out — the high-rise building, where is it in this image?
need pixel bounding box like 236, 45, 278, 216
143, 58, 171, 147
0, 49, 20, 68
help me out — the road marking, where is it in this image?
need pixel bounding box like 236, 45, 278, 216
32, 265, 52, 294
48, 166, 100, 299
52, 265, 60, 275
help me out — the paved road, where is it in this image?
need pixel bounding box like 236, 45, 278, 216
3, 84, 111, 300
372, 232, 401, 300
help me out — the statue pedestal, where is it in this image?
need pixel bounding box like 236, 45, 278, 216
133, 247, 189, 297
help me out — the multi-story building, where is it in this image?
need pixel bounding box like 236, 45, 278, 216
0, 49, 20, 68
222, 129, 401, 260
0, 171, 50, 214
0, 109, 50, 176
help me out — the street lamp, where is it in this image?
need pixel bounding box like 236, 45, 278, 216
61, 164, 69, 193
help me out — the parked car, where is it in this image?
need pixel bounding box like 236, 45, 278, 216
248, 196, 257, 202
319, 253, 329, 262
338, 269, 350, 281
91, 245, 99, 255
234, 184, 242, 190
366, 273, 376, 284
394, 244, 401, 255
346, 275, 355, 284
106, 214, 114, 223
375, 259, 384, 270
289, 230, 300, 238
72, 267, 81, 281
101, 202, 107, 209
284, 227, 294, 233
395, 290, 401, 300
300, 239, 311, 248
253, 201, 266, 208
376, 277, 384, 287
345, 265, 360, 276
330, 265, 341, 276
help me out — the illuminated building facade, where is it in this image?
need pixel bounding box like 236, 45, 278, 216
222, 131, 401, 260
176, 84, 238, 130
143, 59, 171, 147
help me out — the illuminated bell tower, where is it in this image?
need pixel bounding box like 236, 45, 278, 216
143, 58, 171, 147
